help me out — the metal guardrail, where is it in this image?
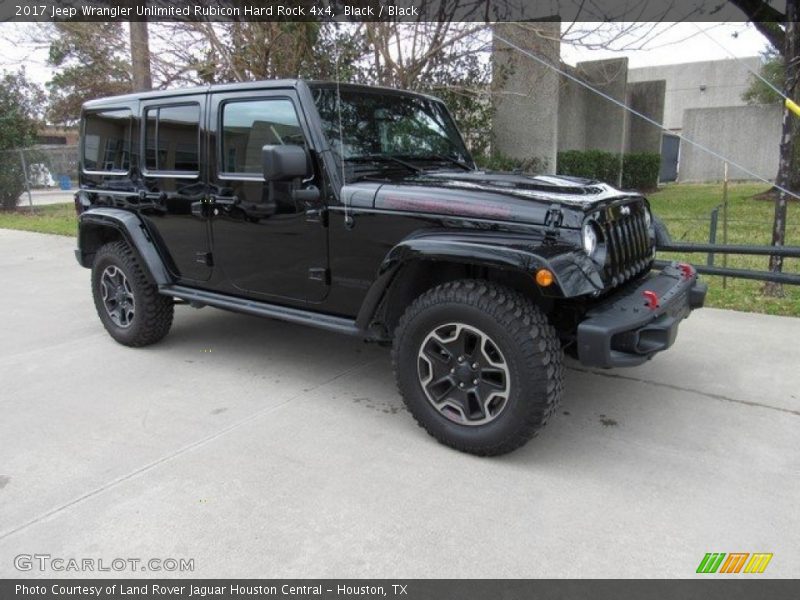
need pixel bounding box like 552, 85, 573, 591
655, 242, 800, 286
653, 259, 800, 285
658, 242, 800, 258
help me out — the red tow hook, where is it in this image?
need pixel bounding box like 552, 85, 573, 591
678, 262, 694, 279
642, 290, 659, 310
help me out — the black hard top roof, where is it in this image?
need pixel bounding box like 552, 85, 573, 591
82, 79, 441, 110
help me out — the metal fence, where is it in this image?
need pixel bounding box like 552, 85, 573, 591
0, 144, 79, 209
654, 196, 800, 287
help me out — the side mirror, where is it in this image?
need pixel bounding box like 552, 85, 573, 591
262, 145, 310, 181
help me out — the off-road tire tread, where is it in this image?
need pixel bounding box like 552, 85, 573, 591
392, 280, 563, 456
92, 241, 173, 347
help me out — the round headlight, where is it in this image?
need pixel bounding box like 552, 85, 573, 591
582, 222, 598, 256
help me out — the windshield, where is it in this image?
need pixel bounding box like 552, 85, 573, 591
312, 86, 472, 179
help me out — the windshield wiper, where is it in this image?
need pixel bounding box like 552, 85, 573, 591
345, 154, 422, 173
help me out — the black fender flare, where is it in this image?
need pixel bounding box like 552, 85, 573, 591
75, 208, 172, 286
355, 232, 605, 331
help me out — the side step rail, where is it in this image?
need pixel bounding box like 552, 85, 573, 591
160, 285, 361, 337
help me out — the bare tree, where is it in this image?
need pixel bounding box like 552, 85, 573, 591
129, 21, 152, 92
730, 0, 799, 296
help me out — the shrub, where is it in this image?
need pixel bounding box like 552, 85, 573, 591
476, 148, 662, 192
622, 152, 661, 191
474, 151, 549, 174
0, 69, 45, 210
556, 150, 621, 185
0, 156, 26, 210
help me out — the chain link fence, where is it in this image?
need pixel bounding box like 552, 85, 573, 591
0, 145, 78, 210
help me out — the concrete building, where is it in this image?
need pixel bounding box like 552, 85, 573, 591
491, 26, 779, 184
628, 58, 781, 182
628, 58, 762, 131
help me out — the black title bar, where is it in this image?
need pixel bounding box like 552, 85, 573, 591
2, 0, 767, 22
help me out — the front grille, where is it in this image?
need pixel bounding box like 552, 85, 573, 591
601, 202, 653, 286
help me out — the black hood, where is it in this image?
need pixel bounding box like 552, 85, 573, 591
343, 169, 644, 228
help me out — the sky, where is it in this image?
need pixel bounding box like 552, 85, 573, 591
561, 22, 769, 68
0, 21, 771, 88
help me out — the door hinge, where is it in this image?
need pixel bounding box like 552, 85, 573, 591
308, 267, 330, 285
196, 252, 213, 267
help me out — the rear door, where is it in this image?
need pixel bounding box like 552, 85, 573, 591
207, 89, 329, 303
138, 97, 212, 281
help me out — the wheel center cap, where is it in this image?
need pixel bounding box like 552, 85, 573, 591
455, 362, 475, 384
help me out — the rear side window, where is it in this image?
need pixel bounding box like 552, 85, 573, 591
144, 103, 201, 174
220, 99, 305, 175
83, 108, 132, 173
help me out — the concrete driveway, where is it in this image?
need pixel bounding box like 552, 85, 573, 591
17, 189, 75, 207
0, 228, 797, 578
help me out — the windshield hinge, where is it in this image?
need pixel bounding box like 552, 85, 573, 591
544, 205, 564, 238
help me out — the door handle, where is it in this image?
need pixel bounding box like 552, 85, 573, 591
211, 194, 239, 206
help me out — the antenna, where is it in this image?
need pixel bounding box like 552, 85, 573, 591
335, 50, 354, 228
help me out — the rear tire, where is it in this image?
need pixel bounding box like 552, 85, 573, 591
91, 241, 174, 347
392, 280, 563, 456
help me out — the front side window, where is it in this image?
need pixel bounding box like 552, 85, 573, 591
83, 109, 132, 172
144, 104, 200, 174
221, 99, 305, 175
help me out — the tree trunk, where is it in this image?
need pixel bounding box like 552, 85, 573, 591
130, 21, 152, 92
765, 5, 799, 297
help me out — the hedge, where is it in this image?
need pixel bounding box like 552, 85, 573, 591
557, 150, 660, 191
474, 151, 549, 174
621, 152, 661, 191
476, 149, 661, 192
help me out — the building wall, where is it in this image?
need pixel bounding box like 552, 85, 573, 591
678, 104, 781, 182
628, 57, 761, 131
625, 80, 666, 154
490, 44, 777, 184
558, 59, 630, 155
491, 23, 560, 173
557, 70, 588, 151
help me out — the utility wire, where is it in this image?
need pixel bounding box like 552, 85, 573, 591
493, 32, 800, 201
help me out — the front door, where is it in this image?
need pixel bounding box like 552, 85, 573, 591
208, 90, 328, 303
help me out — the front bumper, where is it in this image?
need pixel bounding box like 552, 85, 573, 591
576, 262, 707, 368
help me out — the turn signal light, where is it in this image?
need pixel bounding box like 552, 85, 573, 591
678, 262, 694, 279
535, 269, 554, 287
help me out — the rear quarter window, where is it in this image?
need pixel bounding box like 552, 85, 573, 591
82, 108, 132, 173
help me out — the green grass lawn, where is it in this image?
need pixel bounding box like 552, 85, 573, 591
1, 186, 798, 316
0, 203, 77, 237
649, 182, 800, 317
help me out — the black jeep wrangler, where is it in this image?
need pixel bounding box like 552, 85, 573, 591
74, 80, 706, 455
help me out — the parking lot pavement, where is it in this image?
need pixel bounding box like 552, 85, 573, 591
0, 228, 798, 578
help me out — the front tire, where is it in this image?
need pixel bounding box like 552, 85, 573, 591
392, 280, 563, 456
91, 241, 174, 347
